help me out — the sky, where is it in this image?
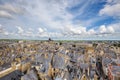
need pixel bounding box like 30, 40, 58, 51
0, 0, 120, 40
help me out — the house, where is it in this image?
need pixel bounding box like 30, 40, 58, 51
108, 65, 120, 80
102, 57, 112, 75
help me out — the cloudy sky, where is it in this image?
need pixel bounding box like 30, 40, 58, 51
0, 0, 120, 40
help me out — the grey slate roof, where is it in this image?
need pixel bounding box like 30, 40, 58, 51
0, 70, 23, 80
21, 69, 38, 80
102, 57, 112, 66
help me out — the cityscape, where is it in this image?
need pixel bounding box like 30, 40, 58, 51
0, 39, 120, 80
0, 0, 120, 80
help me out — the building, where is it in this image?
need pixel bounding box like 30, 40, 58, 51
108, 65, 120, 80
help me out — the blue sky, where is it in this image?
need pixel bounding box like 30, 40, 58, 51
0, 0, 120, 40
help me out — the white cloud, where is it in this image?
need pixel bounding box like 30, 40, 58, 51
16, 26, 24, 34
107, 0, 120, 4
98, 25, 115, 34
108, 23, 120, 32
61, 24, 87, 36
22, 0, 74, 31
99, 25, 107, 33
0, 24, 3, 33
37, 32, 63, 38
28, 28, 33, 31
0, 24, 9, 36
62, 23, 115, 37
0, 0, 119, 40
0, 3, 24, 14
77, 0, 92, 16
3, 31, 9, 35
88, 29, 96, 35
37, 27, 63, 38
0, 3, 25, 19
0, 10, 13, 18
16, 26, 36, 37
69, 26, 86, 35
38, 27, 45, 33
99, 0, 120, 18
49, 32, 63, 38
15, 26, 63, 38
107, 26, 114, 33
